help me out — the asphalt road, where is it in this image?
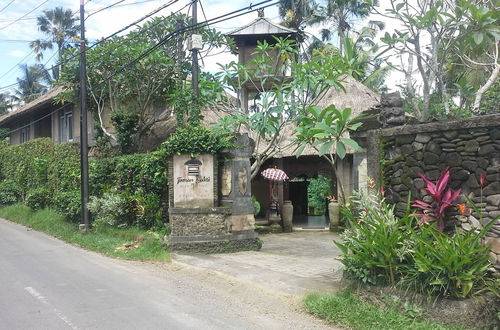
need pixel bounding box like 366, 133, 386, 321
0, 218, 331, 330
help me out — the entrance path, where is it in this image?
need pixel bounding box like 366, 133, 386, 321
173, 231, 344, 296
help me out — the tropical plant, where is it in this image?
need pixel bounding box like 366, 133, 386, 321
335, 190, 414, 285
314, 0, 375, 55
411, 168, 461, 232
307, 174, 332, 215
294, 104, 364, 200
57, 14, 227, 149
402, 220, 494, 298
14, 64, 52, 102
30, 6, 79, 76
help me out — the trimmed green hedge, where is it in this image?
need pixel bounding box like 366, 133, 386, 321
0, 138, 168, 228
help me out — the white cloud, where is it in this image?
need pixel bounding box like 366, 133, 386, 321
7, 50, 27, 57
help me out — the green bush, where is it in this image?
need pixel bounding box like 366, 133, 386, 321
336, 190, 414, 285
159, 124, 232, 156
52, 190, 81, 223
307, 174, 332, 215
88, 191, 164, 229
0, 180, 22, 205
88, 191, 128, 227
402, 221, 494, 298
26, 187, 51, 211
338, 189, 496, 298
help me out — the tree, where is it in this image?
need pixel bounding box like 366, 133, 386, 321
216, 37, 356, 180
57, 14, 227, 152
30, 7, 79, 77
374, 0, 499, 120
14, 64, 52, 103
294, 103, 363, 200
0, 93, 14, 115
314, 0, 376, 55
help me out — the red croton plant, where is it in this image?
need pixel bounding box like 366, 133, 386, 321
411, 168, 461, 232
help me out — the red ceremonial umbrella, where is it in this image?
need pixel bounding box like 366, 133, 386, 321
261, 168, 289, 181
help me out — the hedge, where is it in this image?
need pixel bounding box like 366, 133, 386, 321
0, 138, 168, 228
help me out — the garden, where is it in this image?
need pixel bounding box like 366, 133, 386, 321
306, 169, 500, 328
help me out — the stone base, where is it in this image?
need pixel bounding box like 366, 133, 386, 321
168, 231, 261, 253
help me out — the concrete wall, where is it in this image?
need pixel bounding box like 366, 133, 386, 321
364, 114, 500, 274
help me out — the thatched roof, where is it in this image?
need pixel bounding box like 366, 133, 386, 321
0, 86, 65, 127
198, 76, 380, 158
260, 76, 380, 158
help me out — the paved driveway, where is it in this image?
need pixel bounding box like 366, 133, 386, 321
173, 231, 345, 295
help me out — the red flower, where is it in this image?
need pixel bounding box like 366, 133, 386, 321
380, 186, 385, 197
479, 173, 486, 187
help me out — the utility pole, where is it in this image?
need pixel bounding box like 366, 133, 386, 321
79, 0, 90, 230
191, 0, 199, 97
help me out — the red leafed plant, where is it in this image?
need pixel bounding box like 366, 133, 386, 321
411, 168, 461, 232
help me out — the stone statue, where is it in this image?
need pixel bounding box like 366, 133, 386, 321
378, 91, 405, 127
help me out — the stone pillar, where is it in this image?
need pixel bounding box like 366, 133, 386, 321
220, 133, 259, 242
366, 129, 382, 189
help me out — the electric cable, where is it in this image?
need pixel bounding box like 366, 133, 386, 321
0, 0, 17, 14
0, 0, 49, 31
0, 0, 280, 137
0, 0, 181, 91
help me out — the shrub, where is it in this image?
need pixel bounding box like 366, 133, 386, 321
52, 190, 81, 223
0, 180, 22, 205
26, 187, 51, 211
336, 190, 414, 285
159, 124, 232, 156
411, 168, 460, 232
307, 174, 332, 215
401, 221, 494, 298
88, 191, 128, 227
252, 196, 261, 216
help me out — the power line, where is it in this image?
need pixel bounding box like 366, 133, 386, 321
0, 0, 17, 14
0, 0, 279, 136
0, 0, 181, 91
0, 0, 49, 31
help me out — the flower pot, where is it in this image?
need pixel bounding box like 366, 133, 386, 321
282, 200, 293, 232
328, 201, 340, 231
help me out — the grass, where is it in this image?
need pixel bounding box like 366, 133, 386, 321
0, 204, 170, 262
304, 291, 465, 330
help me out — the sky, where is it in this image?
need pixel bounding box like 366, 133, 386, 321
0, 0, 404, 95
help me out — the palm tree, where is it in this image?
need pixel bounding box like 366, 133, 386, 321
14, 64, 53, 103
0, 92, 14, 115
315, 0, 376, 55
30, 7, 79, 77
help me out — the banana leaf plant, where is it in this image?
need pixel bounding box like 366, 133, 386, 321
411, 168, 461, 232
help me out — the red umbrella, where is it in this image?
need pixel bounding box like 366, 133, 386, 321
261, 168, 289, 181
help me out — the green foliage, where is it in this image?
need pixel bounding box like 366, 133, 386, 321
110, 108, 140, 154
338, 189, 495, 298
252, 196, 261, 216
304, 291, 455, 330
0, 138, 167, 229
0, 180, 22, 205
159, 124, 232, 156
402, 220, 495, 298
337, 190, 414, 285
26, 187, 51, 211
89, 191, 163, 229
57, 14, 228, 147
52, 190, 81, 223
307, 174, 332, 215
